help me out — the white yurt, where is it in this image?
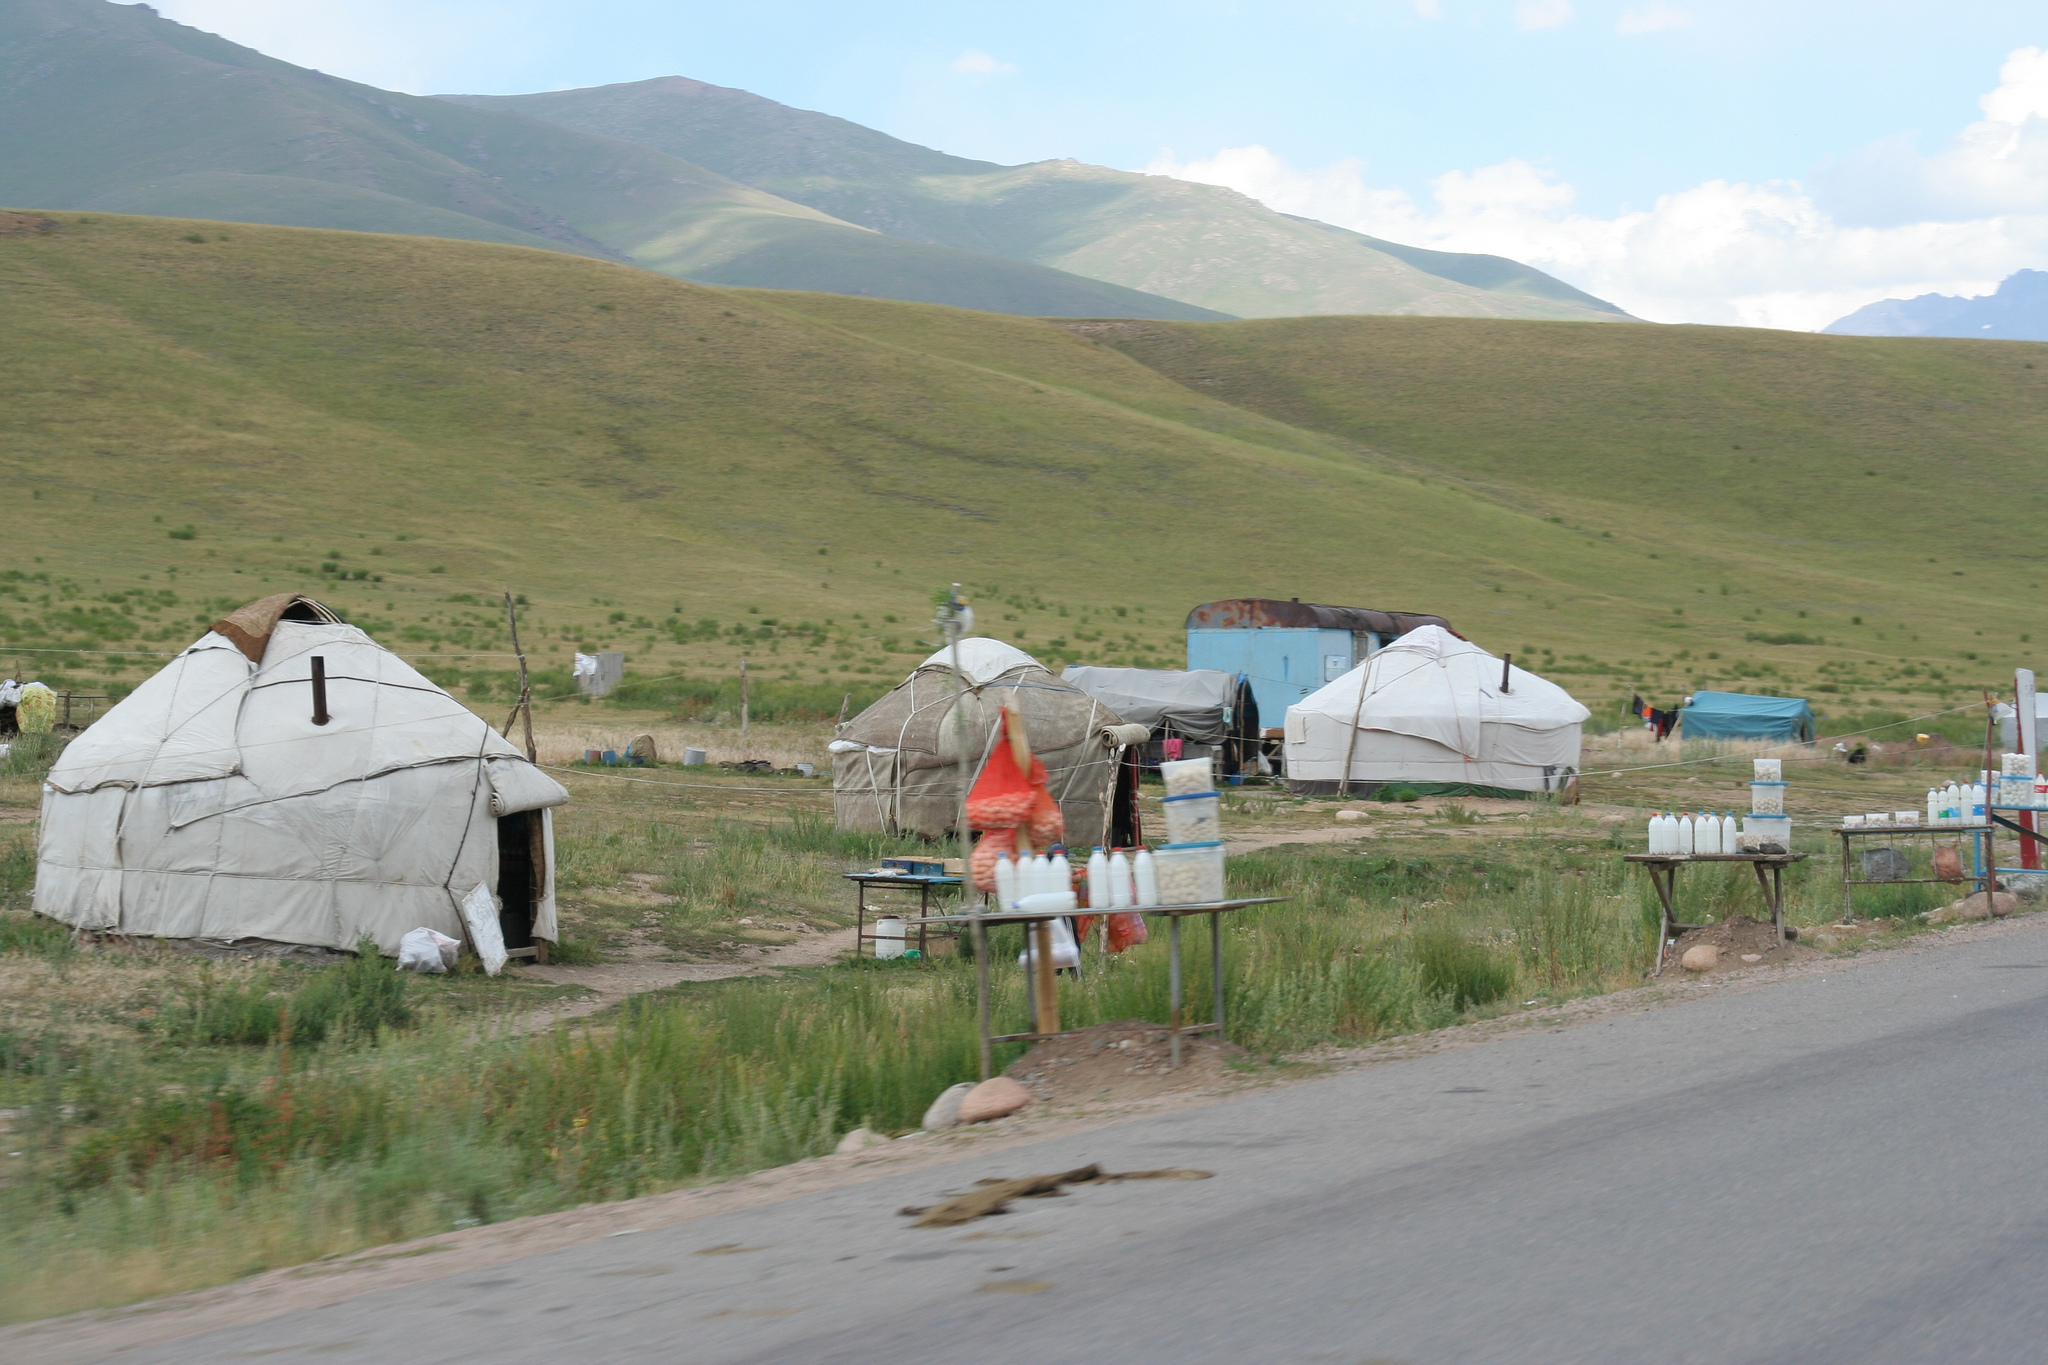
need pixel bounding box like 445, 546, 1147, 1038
34, 594, 567, 962
831, 639, 1143, 852
1282, 626, 1589, 797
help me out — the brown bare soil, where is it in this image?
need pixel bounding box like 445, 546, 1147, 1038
1003, 1020, 1249, 1107
1659, 914, 1816, 976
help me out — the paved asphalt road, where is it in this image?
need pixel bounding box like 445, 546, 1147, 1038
97, 924, 2048, 1365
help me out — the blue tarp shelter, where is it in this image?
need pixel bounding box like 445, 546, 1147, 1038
1679, 691, 1815, 743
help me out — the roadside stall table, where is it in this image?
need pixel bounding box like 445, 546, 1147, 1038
1624, 853, 1809, 973
916, 898, 1287, 1078
1835, 822, 1992, 922
842, 871, 965, 959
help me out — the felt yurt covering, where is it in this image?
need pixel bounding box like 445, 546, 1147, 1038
35, 595, 568, 955
1282, 626, 1589, 796
832, 639, 1142, 851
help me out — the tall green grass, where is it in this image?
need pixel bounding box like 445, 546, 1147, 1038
0, 828, 1879, 1323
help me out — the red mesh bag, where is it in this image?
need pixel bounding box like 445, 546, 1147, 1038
1106, 912, 1148, 953
966, 725, 1036, 830
969, 827, 1016, 893
1026, 786, 1065, 847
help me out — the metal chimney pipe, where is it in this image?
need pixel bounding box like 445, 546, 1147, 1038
1501, 653, 1513, 694
311, 656, 330, 726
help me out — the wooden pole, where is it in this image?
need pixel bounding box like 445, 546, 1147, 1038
502, 592, 535, 763
740, 657, 750, 746
1032, 921, 1059, 1036
836, 692, 851, 728
1337, 662, 1369, 797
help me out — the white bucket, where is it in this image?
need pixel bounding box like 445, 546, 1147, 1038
683, 747, 708, 766
874, 916, 906, 960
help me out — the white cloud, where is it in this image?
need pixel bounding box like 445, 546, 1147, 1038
951, 49, 1017, 77
1145, 46, 2048, 330
1617, 3, 1691, 35
1513, 0, 1574, 32
1412, 0, 1443, 17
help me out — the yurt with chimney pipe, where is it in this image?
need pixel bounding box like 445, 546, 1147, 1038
33, 595, 567, 964
1282, 626, 1589, 797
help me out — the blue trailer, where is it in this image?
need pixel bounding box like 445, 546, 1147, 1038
1185, 599, 1458, 729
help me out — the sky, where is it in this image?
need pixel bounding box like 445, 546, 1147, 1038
149, 0, 2048, 328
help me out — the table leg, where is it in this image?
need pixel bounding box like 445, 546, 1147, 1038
1648, 864, 1678, 974
1169, 914, 1183, 1071
974, 915, 991, 1080
918, 883, 930, 958
1211, 910, 1225, 1041
1750, 860, 1784, 944
1839, 834, 1856, 923
856, 885, 867, 960
1032, 922, 1059, 1036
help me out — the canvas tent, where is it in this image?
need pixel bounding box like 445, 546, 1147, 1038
1678, 691, 1815, 744
1282, 626, 1589, 796
832, 639, 1141, 851
1060, 666, 1260, 775
35, 595, 568, 961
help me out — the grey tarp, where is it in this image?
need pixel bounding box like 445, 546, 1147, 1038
1060, 667, 1239, 744
832, 639, 1129, 851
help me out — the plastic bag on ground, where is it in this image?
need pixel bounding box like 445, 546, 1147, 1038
397, 927, 461, 973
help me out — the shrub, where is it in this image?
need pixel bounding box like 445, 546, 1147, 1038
1412, 928, 1516, 1010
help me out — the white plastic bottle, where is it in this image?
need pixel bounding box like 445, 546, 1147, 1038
1645, 814, 1660, 853
994, 851, 1019, 908
1927, 788, 1941, 827
1108, 850, 1134, 908
1050, 848, 1072, 897
1677, 814, 1695, 856
1722, 812, 1739, 854
1086, 848, 1109, 909
1698, 813, 1719, 853
1133, 848, 1160, 907
1945, 782, 1963, 826
1653, 813, 1672, 855
2036, 772, 2048, 809
1971, 782, 1987, 825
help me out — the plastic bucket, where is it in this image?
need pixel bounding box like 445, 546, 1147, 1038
1160, 756, 1215, 797
1163, 791, 1222, 844
1152, 841, 1225, 905
874, 916, 906, 960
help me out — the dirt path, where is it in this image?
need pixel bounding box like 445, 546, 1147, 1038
1222, 799, 1634, 854
509, 926, 859, 1030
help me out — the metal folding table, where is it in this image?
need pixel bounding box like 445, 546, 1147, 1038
841, 872, 964, 959
914, 897, 1287, 1077
1834, 822, 1992, 921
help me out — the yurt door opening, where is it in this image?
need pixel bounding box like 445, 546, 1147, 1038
496, 811, 546, 961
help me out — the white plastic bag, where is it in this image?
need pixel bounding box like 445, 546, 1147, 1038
1017, 916, 1081, 972
459, 882, 508, 976
396, 927, 461, 974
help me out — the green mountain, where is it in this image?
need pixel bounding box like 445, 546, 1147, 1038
1, 213, 2034, 731
0, 0, 1223, 320
444, 77, 1632, 323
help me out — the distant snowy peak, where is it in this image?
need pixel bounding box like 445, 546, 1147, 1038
1825, 270, 2048, 341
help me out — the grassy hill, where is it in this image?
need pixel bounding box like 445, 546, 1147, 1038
1, 211, 2041, 737
444, 78, 1632, 324
0, 0, 1219, 321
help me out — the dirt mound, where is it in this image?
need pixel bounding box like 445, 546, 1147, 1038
0, 212, 58, 235
1003, 1020, 1246, 1107
1659, 915, 1814, 976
